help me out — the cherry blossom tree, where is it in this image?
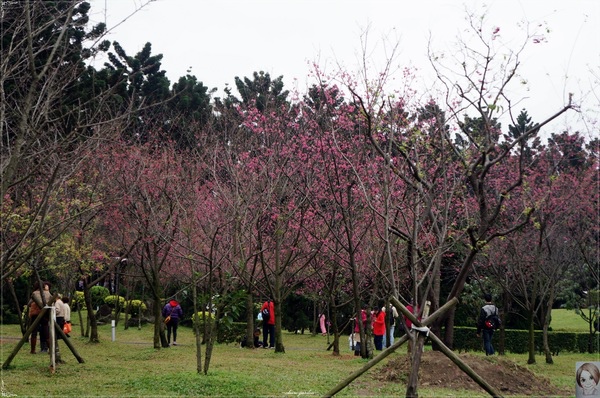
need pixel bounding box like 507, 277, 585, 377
101, 139, 192, 348
298, 82, 379, 357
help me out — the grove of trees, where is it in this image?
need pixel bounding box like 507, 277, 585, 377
2, 0, 598, 395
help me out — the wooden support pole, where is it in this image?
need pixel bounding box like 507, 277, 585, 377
2, 307, 48, 369
323, 334, 410, 398
427, 332, 503, 397
323, 298, 458, 398
53, 321, 85, 363
2, 304, 85, 370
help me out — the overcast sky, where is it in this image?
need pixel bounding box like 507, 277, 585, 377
87, 0, 599, 138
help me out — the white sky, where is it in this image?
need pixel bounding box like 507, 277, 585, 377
88, 0, 599, 138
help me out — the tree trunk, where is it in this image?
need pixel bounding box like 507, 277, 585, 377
83, 285, 99, 342
444, 250, 479, 348
588, 307, 596, 354
124, 281, 132, 330
406, 332, 427, 397
244, 291, 255, 349
274, 236, 285, 353
203, 305, 218, 375
443, 306, 456, 350
152, 276, 169, 349
527, 309, 536, 364
153, 290, 168, 349
6, 279, 26, 335
330, 299, 340, 356
192, 274, 202, 374
77, 305, 85, 337
542, 288, 554, 364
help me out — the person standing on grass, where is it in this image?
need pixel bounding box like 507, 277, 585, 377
62, 297, 72, 337
162, 299, 183, 346
28, 282, 42, 354
261, 299, 275, 348
29, 281, 52, 353
384, 302, 399, 347
372, 300, 386, 351
319, 312, 327, 336
476, 293, 499, 356
54, 294, 66, 339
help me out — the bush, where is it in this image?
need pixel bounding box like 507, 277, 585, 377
192, 311, 215, 330
221, 322, 246, 344
73, 291, 86, 310
454, 326, 597, 354
104, 295, 126, 309
90, 286, 110, 308
126, 300, 147, 316
1, 304, 21, 324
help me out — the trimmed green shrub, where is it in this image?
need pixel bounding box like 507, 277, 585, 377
126, 300, 147, 316
90, 286, 110, 308
191, 311, 240, 344
104, 295, 126, 309
192, 311, 215, 330
73, 291, 86, 310
454, 326, 596, 354
220, 322, 246, 344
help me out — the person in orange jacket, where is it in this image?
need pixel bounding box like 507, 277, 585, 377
260, 299, 275, 348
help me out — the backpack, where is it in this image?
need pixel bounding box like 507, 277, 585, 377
388, 305, 395, 326
29, 301, 41, 317
484, 309, 501, 330
261, 305, 270, 323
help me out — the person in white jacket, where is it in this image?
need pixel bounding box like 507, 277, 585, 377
62, 297, 72, 337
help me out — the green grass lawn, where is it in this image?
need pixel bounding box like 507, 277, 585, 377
0, 311, 597, 397
550, 308, 592, 331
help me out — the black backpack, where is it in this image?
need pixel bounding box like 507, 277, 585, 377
388, 305, 395, 326
484, 309, 501, 330
261, 305, 270, 323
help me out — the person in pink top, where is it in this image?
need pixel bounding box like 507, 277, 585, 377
260, 299, 275, 348
319, 312, 327, 336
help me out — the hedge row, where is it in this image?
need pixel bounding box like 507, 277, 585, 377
453, 327, 599, 354
194, 323, 600, 353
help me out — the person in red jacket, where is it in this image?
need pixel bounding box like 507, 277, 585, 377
260, 299, 275, 348
372, 300, 386, 351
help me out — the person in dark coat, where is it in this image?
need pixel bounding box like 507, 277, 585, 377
476, 293, 499, 356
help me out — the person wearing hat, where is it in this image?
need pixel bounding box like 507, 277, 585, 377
162, 299, 183, 346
